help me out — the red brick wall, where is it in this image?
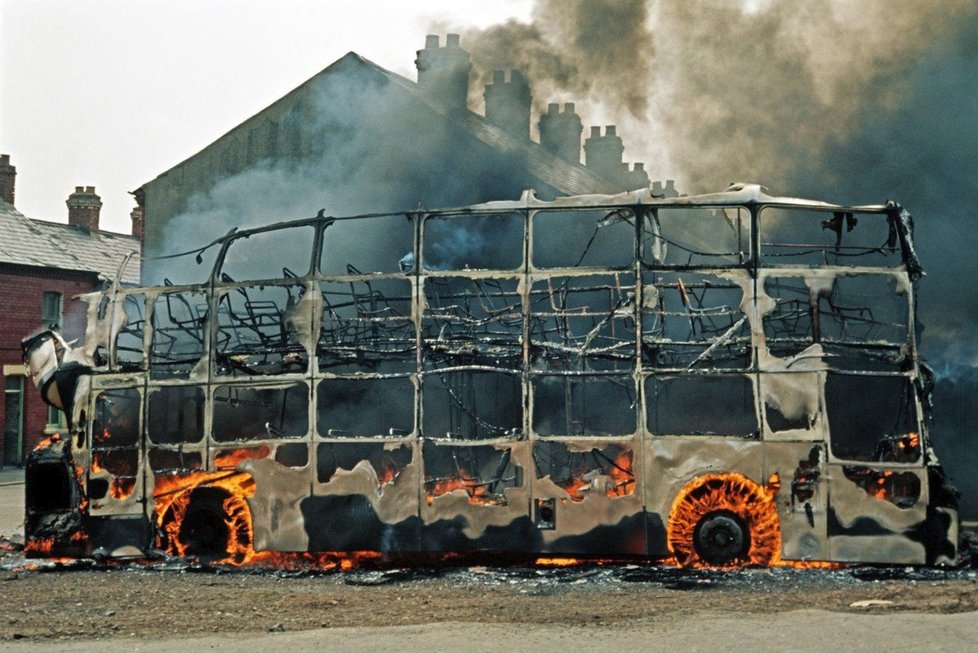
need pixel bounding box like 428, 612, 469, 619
0, 263, 100, 466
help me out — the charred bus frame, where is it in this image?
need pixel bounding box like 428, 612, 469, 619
22, 183, 959, 567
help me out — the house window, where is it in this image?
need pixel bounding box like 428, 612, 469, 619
46, 404, 66, 431
4, 375, 25, 467
42, 292, 62, 330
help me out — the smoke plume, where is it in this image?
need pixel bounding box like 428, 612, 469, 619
451, 0, 978, 514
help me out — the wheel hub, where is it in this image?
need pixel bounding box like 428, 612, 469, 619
693, 511, 749, 566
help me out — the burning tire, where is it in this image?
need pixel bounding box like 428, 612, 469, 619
667, 473, 782, 568
156, 479, 255, 564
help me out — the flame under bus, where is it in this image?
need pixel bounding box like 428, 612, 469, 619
21, 184, 958, 568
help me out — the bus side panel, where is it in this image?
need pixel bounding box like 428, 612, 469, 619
827, 463, 928, 564
763, 442, 828, 562
300, 495, 423, 552
532, 440, 646, 556
249, 450, 422, 553
417, 440, 531, 553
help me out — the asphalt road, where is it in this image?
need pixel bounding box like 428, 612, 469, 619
2, 610, 977, 652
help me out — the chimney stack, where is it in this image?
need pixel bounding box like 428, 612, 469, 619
416, 34, 472, 111
0, 154, 15, 206
624, 162, 650, 189
130, 205, 144, 240
539, 103, 583, 164
67, 186, 102, 232
584, 126, 650, 191
584, 125, 625, 181
484, 69, 532, 140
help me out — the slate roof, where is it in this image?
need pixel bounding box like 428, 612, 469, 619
0, 200, 141, 284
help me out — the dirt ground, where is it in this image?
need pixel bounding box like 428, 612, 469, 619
2, 478, 978, 650
1, 550, 978, 647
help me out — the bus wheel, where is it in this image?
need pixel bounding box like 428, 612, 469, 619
667, 473, 781, 568
159, 485, 253, 563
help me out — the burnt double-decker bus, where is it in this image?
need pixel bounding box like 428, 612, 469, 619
21, 183, 958, 567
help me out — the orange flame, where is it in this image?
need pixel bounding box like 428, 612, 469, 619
425, 467, 497, 506
667, 472, 841, 569
425, 475, 491, 505
24, 537, 56, 556
560, 477, 590, 502
605, 450, 635, 498
110, 477, 136, 500
73, 465, 90, 511
33, 434, 60, 451
375, 460, 399, 485
895, 432, 921, 460
153, 445, 389, 569
557, 450, 635, 502
214, 445, 270, 469
534, 557, 584, 567
870, 470, 895, 500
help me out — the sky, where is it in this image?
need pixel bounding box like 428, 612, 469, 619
0, 0, 533, 234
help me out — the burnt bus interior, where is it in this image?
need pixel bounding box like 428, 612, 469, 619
22, 184, 959, 567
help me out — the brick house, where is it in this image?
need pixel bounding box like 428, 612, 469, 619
0, 155, 141, 467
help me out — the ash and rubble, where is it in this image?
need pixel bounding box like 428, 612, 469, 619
3, 525, 978, 644
4, 537, 978, 590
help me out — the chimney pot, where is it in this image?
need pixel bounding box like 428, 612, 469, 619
0, 154, 9, 165
85, 185, 95, 193
493, 70, 506, 84
633, 162, 644, 172
666, 179, 675, 190
446, 34, 460, 47
606, 125, 617, 136
75, 186, 84, 193
590, 126, 601, 138
425, 34, 439, 48
564, 103, 575, 113
548, 103, 559, 114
